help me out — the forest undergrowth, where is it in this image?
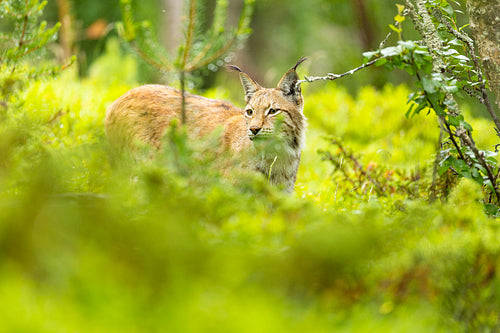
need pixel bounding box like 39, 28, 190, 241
1, 38, 500, 332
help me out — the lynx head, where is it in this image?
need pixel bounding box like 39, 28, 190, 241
228, 58, 307, 151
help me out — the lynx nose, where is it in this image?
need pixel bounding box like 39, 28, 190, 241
249, 126, 261, 135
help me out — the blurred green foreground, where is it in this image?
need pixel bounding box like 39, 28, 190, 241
1, 41, 500, 332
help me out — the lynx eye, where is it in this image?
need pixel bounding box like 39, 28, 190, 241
245, 109, 253, 117
268, 108, 280, 116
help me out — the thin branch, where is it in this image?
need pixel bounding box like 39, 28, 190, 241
187, 38, 216, 69
429, 124, 444, 202
296, 57, 383, 86
186, 35, 237, 71
330, 138, 386, 195
180, 70, 187, 124
378, 30, 394, 50
377, 8, 408, 49
131, 42, 172, 73
28, 56, 75, 80
11, 0, 29, 73
297, 9, 409, 88
296, 7, 409, 88
443, 120, 466, 161
457, 128, 500, 202
179, 0, 197, 70
0, 34, 18, 42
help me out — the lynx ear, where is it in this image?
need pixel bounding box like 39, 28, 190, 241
227, 65, 261, 103
277, 57, 307, 103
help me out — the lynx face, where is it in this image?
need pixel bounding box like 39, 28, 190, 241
244, 92, 287, 140
233, 60, 306, 154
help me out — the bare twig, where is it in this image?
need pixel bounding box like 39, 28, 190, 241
457, 128, 500, 202
429, 125, 444, 202
296, 8, 407, 88
330, 138, 386, 195
377, 9, 408, 49
296, 57, 383, 86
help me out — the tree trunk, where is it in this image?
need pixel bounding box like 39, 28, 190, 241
466, 0, 500, 108
351, 0, 375, 50
161, 0, 184, 52
56, 0, 74, 61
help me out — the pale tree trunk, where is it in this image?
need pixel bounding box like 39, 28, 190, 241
56, 0, 74, 61
466, 0, 500, 108
160, 0, 184, 52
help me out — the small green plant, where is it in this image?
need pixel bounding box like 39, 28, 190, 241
0, 0, 74, 104
117, 0, 255, 123
318, 137, 429, 206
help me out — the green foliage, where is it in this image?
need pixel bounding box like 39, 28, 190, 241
0, 0, 59, 63
362, 0, 500, 211
0, 0, 74, 102
117, 0, 254, 79
3, 10, 500, 332
117, 0, 254, 123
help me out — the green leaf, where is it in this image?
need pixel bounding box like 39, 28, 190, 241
421, 76, 439, 93
362, 51, 378, 61
394, 14, 405, 23
442, 3, 454, 17
404, 65, 416, 75
454, 55, 470, 62
405, 103, 415, 118
447, 114, 464, 127
460, 168, 472, 179
374, 58, 387, 66
461, 120, 473, 131
459, 24, 469, 32
484, 179, 495, 192
438, 164, 450, 175
398, 40, 416, 50
383, 61, 395, 71
381, 46, 402, 57
484, 203, 499, 216
389, 24, 403, 34
441, 49, 458, 56
451, 158, 468, 172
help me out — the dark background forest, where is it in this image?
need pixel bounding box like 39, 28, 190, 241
41, 0, 414, 88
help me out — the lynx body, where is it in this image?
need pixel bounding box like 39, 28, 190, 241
105, 59, 307, 192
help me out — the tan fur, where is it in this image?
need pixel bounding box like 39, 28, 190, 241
105, 60, 307, 192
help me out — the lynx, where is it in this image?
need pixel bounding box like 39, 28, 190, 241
105, 58, 307, 192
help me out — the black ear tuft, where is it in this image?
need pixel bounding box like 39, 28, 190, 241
226, 65, 244, 73
292, 57, 308, 71
277, 57, 307, 103
228, 64, 262, 103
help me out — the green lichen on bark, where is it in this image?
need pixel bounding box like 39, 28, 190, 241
406, 0, 460, 116
406, 0, 446, 72
467, 0, 500, 107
